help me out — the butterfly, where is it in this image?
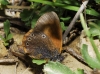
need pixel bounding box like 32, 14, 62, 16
21, 11, 63, 61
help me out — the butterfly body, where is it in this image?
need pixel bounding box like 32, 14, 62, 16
22, 11, 63, 61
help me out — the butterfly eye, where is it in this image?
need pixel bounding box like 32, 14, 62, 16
42, 34, 46, 38
27, 37, 32, 41
26, 42, 29, 46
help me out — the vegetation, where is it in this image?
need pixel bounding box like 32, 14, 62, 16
0, 0, 100, 74
0, 20, 13, 46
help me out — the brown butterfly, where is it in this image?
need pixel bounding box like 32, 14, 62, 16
21, 11, 63, 61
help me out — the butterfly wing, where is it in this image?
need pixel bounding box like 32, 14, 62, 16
35, 11, 62, 52
22, 11, 62, 60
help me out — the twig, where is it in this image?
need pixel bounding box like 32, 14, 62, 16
63, 0, 89, 44
0, 58, 18, 64
22, 67, 30, 74
6, 5, 31, 9
63, 46, 86, 64
15, 62, 18, 74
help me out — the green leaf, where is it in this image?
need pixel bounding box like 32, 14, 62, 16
2, 20, 13, 46
31, 14, 39, 28
81, 44, 100, 69
89, 21, 100, 30
44, 61, 75, 74
40, 5, 55, 15
3, 20, 10, 37
88, 22, 100, 37
0, 0, 9, 5
30, 2, 40, 8
94, 20, 100, 27
6, 33, 13, 41
86, 8, 100, 17
3, 42, 9, 46
63, 0, 79, 5
60, 22, 67, 31
32, 59, 46, 65
0, 35, 5, 41
25, 21, 31, 26
89, 27, 100, 37
28, 0, 100, 17
28, 0, 80, 11
75, 69, 84, 74
60, 17, 71, 22
20, 9, 33, 21
95, 0, 100, 4
31, 18, 38, 28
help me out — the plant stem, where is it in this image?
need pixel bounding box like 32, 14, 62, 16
80, 13, 100, 62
